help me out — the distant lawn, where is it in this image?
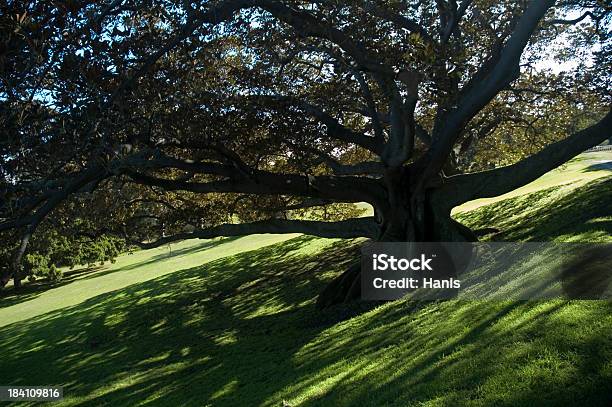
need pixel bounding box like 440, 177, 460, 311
0, 179, 611, 404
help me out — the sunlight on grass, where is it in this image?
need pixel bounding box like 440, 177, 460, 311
455, 176, 612, 242
0, 234, 299, 327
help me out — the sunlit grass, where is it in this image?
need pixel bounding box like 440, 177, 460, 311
455, 176, 612, 242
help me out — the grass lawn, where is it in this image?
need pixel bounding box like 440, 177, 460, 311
0, 171, 611, 405
0, 234, 299, 327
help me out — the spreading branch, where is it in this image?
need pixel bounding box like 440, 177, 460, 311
136, 217, 379, 249
421, 0, 557, 181
248, 95, 384, 155
435, 108, 612, 209
126, 165, 386, 207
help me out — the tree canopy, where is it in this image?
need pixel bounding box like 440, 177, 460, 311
1, 0, 611, 290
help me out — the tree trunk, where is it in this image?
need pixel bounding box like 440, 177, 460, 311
0, 269, 11, 289
1, 230, 33, 291
317, 176, 475, 309
0, 269, 23, 290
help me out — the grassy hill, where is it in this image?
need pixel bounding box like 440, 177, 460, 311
455, 176, 612, 243
0, 155, 611, 406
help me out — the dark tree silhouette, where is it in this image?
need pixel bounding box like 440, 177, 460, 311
1, 0, 610, 303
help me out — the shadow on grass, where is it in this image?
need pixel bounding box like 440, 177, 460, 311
583, 162, 612, 172
280, 297, 612, 407
0, 266, 105, 308
0, 237, 241, 309
0, 235, 367, 406
0, 233, 611, 406
0, 178, 611, 406
0, 288, 46, 309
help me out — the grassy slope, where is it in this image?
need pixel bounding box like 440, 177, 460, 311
0, 234, 299, 327
1, 170, 611, 406
455, 176, 612, 242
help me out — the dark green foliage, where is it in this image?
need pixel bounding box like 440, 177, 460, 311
1, 0, 610, 270
21, 232, 125, 282
23, 253, 60, 282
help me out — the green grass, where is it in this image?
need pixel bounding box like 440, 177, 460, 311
454, 176, 612, 242
0, 234, 299, 326
1, 176, 611, 405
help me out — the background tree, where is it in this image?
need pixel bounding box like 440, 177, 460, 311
1, 0, 610, 305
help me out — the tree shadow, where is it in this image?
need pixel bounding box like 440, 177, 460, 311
0, 235, 370, 406
459, 177, 612, 242
582, 162, 612, 172
0, 237, 243, 309
2, 234, 610, 406
0, 287, 47, 308
0, 266, 104, 308
280, 299, 611, 406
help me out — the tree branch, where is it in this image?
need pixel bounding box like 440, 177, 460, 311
136, 217, 379, 249
434, 108, 612, 209
547, 10, 607, 25
0, 165, 108, 232
248, 94, 383, 155
357, 1, 434, 44
351, 69, 385, 141
422, 0, 556, 182
126, 166, 386, 206
256, 0, 393, 76
441, 0, 473, 43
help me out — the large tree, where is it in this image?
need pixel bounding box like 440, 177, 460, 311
1, 0, 610, 304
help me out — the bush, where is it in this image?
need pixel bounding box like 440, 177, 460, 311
19, 234, 126, 283
24, 253, 61, 282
